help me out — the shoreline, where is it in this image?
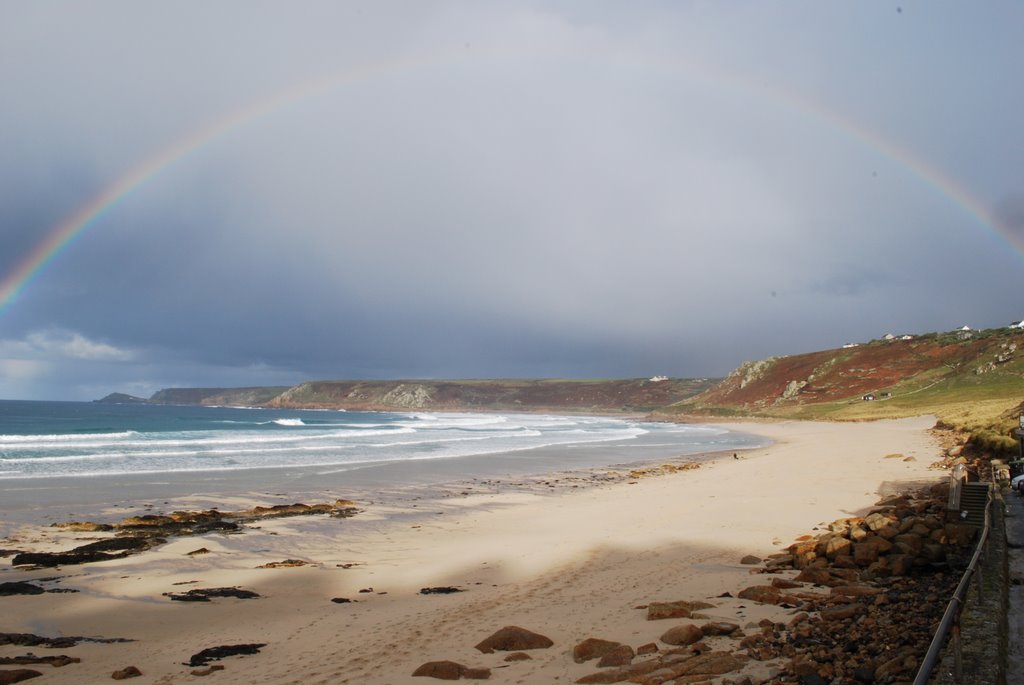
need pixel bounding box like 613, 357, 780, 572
0, 416, 944, 684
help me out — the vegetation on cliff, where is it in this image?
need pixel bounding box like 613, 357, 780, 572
665, 327, 1024, 453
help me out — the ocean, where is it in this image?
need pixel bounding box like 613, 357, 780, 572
0, 400, 768, 517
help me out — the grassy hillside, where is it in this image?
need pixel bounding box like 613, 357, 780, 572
264, 378, 718, 413
666, 327, 1024, 451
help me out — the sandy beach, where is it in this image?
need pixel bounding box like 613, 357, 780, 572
0, 417, 944, 684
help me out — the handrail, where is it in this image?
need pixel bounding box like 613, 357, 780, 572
912, 484, 993, 684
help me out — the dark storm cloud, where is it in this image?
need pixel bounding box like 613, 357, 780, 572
1, 2, 1022, 400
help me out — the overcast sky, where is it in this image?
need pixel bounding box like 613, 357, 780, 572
1, 2, 1022, 401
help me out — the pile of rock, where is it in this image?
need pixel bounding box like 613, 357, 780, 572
776, 483, 972, 579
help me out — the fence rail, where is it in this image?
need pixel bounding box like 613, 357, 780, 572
912, 483, 993, 684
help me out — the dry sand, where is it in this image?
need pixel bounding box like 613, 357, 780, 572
0, 416, 944, 684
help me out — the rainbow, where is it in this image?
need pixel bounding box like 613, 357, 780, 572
1, 48, 1017, 317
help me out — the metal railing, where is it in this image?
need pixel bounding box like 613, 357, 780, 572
912, 483, 993, 684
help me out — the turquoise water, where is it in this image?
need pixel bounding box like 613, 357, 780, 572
0, 400, 767, 481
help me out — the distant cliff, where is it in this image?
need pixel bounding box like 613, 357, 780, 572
264, 378, 717, 412
137, 378, 715, 412
148, 387, 292, 406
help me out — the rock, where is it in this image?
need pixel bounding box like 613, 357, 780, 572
111, 666, 142, 679
636, 643, 658, 655
893, 533, 924, 555
0, 583, 45, 596
0, 633, 131, 648
646, 599, 714, 620
11, 550, 128, 567
164, 587, 259, 602
597, 645, 635, 668
120, 515, 174, 527
187, 548, 211, 556
771, 578, 802, 589
50, 521, 113, 532
889, 554, 914, 576
190, 665, 225, 676
0, 656, 79, 667
701, 622, 740, 636
830, 585, 882, 598
331, 597, 354, 604
412, 661, 490, 679
640, 651, 748, 681
12, 537, 158, 567
793, 568, 841, 586
257, 559, 308, 568
740, 555, 762, 565
187, 643, 267, 667
573, 638, 623, 663
474, 626, 553, 653
820, 603, 862, 621
825, 536, 852, 558
864, 512, 896, 532
0, 670, 42, 684
660, 624, 703, 646
503, 653, 531, 662
419, 587, 463, 595
737, 585, 781, 604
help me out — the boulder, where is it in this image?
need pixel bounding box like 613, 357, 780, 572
111, 666, 142, 679
597, 645, 634, 668
893, 533, 924, 555
889, 554, 915, 576
820, 603, 862, 621
190, 665, 225, 677
646, 600, 714, 620
864, 512, 896, 531
739, 555, 762, 565
701, 622, 740, 636
793, 568, 840, 586
830, 585, 882, 598
737, 585, 781, 605
0, 671, 42, 684
771, 578, 802, 589
474, 626, 552, 653
825, 536, 852, 558
412, 661, 490, 680
660, 624, 703, 646
573, 638, 623, 663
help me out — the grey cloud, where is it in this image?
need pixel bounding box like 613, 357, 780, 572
1, 2, 1022, 400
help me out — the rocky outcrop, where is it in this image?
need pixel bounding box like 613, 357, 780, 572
0, 582, 45, 596
0, 633, 131, 648
474, 626, 553, 653
14, 501, 359, 568
163, 587, 259, 602
186, 644, 266, 667
0, 656, 79, 667
411, 660, 491, 680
